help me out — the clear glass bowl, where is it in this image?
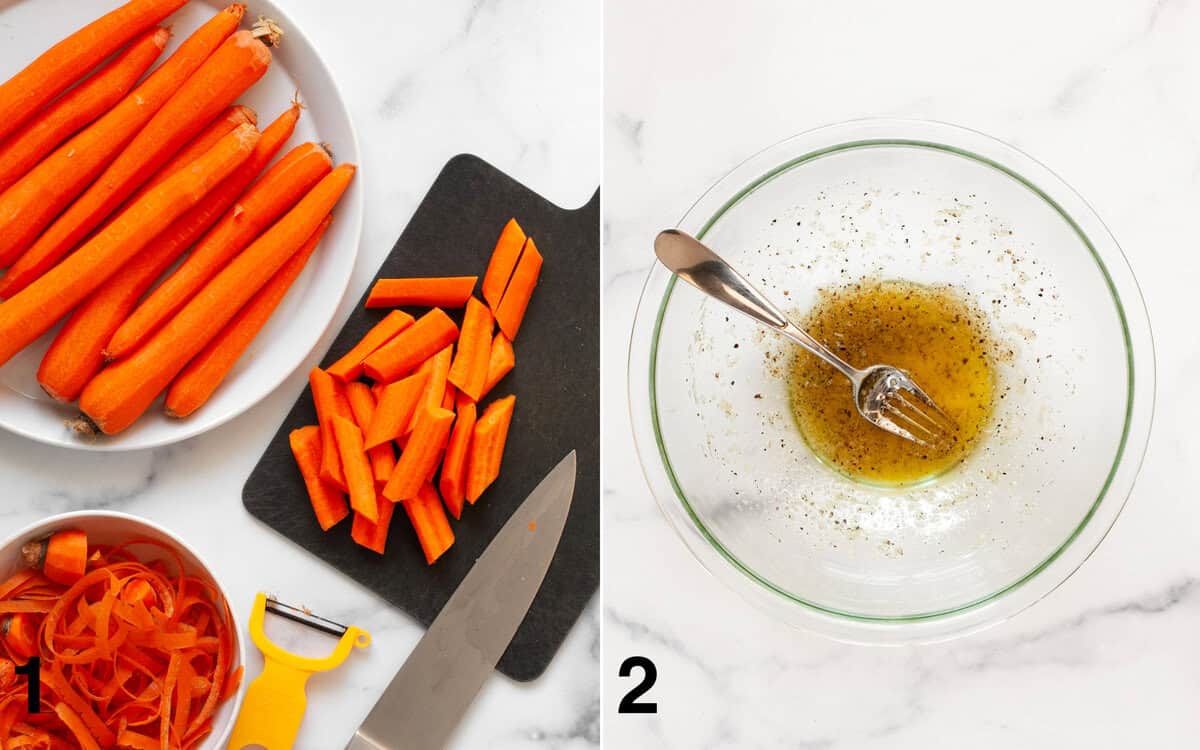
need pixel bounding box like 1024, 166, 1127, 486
628, 119, 1155, 643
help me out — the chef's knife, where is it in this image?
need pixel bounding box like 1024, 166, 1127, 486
345, 450, 577, 750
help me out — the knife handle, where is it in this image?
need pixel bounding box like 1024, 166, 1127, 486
227, 660, 312, 750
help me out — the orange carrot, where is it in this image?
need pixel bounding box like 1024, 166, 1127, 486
345, 381, 396, 484
362, 308, 459, 383
383, 405, 455, 502
165, 216, 331, 418
1, 613, 38, 661
439, 392, 477, 519
441, 384, 456, 411
350, 490, 396, 555
55, 702, 101, 750
364, 371, 428, 449
21, 529, 88, 587
481, 218, 527, 309
481, 331, 515, 399
466, 395, 515, 502
308, 368, 351, 492
37, 104, 299, 403
0, 29, 273, 298
106, 142, 334, 360
0, 27, 168, 194
403, 484, 455, 565
0, 5, 244, 270
447, 297, 493, 402
78, 164, 356, 434
0, 0, 189, 142
332, 416, 378, 522
493, 238, 542, 339
289, 426, 350, 530
327, 310, 415, 383
0, 124, 259, 370
406, 345, 454, 438
365, 276, 477, 308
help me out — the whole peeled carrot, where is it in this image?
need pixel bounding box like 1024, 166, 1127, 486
79, 164, 356, 434
0, 29, 273, 298
0, 124, 260, 371
0, 0, 188, 143
0, 4, 245, 270
0, 27, 169, 195
107, 142, 334, 360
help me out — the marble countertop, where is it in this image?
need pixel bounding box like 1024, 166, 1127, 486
604, 0, 1198, 746
0, 1, 600, 748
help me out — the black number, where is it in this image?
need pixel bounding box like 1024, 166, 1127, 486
617, 656, 657, 714
15, 657, 39, 713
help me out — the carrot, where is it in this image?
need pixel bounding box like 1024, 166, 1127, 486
327, 310, 415, 383
1, 613, 38, 661
0, 28, 168, 195
350, 490, 396, 555
21, 530, 87, 586
493, 237, 542, 339
447, 297, 493, 402
165, 216, 332, 418
439, 392, 477, 519
54, 703, 101, 750
481, 218, 527, 309
308, 368, 351, 492
78, 164, 356, 435
441, 384, 457, 411
0, 30, 273, 298
481, 331, 515, 399
362, 308, 459, 383
0, 124, 259, 371
288, 427, 349, 531
37, 104, 299, 403
364, 370, 428, 449
365, 276, 477, 308
407, 344, 454, 438
345, 382, 396, 484
0, 4, 244, 270
0, 0, 189, 143
466, 395, 515, 502
106, 141, 334, 360
383, 405, 455, 502
403, 484, 455, 565
332, 416, 378, 522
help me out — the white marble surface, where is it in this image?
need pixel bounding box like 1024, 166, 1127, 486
604, 0, 1198, 746
0, 1, 600, 748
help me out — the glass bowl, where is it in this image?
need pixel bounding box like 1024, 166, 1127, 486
629, 119, 1155, 643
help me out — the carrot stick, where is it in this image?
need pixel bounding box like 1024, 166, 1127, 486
365, 276, 477, 309
402, 484, 455, 565
0, 0, 189, 143
0, 27, 168, 195
78, 164, 356, 435
361, 308, 459, 383
447, 297, 493, 402
493, 238, 542, 339
0, 29, 273, 298
345, 382, 396, 484
308, 368, 351, 492
164, 216, 332, 418
0, 5, 244, 270
441, 384, 456, 411
21, 530, 88, 587
289, 426, 350, 530
326, 310, 415, 383
363, 370, 428, 449
106, 142, 334, 360
0, 124, 259, 371
350, 490, 396, 555
407, 344, 454, 438
466, 395, 515, 503
439, 392, 476, 519
481, 218, 526, 310
480, 331, 515, 399
383, 405, 455, 502
36, 104, 299, 403
332, 416, 378, 522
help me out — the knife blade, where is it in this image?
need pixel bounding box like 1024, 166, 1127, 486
345, 450, 577, 750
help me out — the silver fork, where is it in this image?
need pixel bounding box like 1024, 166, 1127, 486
654, 229, 957, 448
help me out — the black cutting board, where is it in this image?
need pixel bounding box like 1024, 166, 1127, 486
243, 154, 599, 682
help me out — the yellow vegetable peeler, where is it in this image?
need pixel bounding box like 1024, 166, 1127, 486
227, 592, 370, 750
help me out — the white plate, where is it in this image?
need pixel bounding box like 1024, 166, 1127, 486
0, 0, 362, 451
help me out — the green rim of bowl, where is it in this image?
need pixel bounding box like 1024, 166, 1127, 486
648, 138, 1135, 623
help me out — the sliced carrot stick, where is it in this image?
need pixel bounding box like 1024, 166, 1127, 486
383, 405, 455, 502
493, 238, 543, 339
37, 104, 299, 403
362, 308, 459, 383
308, 368, 351, 492
332, 416, 378, 522
365, 276, 477, 308
407, 344, 454, 438
0, 30, 273, 298
0, 124, 259, 371
0, 27, 168, 194
345, 381, 396, 484
364, 371, 428, 449
326, 310, 415, 383
0, 5, 244, 270
350, 490, 396, 555
106, 142, 334, 360
447, 297, 493, 402
78, 164, 356, 434
481, 218, 526, 309
165, 216, 331, 418
466, 395, 515, 503
441, 384, 456, 411
0, 0, 189, 142
480, 331, 515, 399
403, 484, 455, 565
439, 392, 477, 519
289, 426, 350, 530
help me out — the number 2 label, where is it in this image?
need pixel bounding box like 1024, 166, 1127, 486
617, 656, 658, 714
